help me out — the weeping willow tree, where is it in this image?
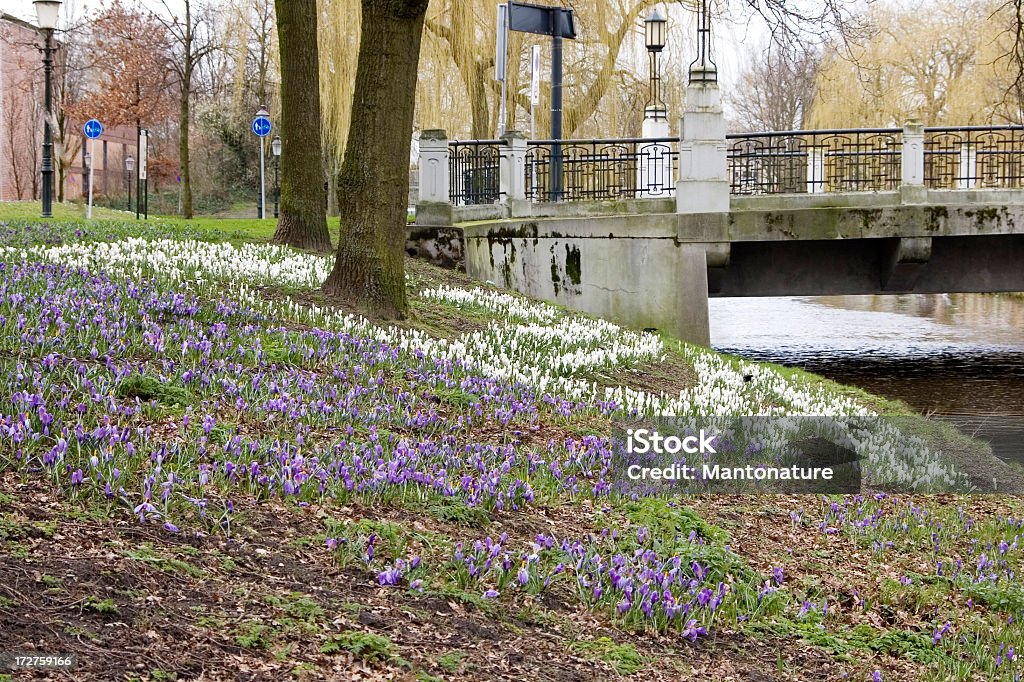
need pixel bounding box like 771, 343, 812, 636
807, 0, 992, 128
317, 0, 671, 153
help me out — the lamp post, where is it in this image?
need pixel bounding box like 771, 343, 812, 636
271, 135, 281, 219
34, 0, 61, 218
689, 0, 717, 84
644, 9, 667, 121
125, 154, 134, 212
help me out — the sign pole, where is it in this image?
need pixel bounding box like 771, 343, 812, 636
138, 129, 149, 220
87, 137, 95, 218
530, 44, 540, 140
135, 126, 140, 219
83, 119, 103, 218
259, 135, 266, 219
252, 111, 271, 219
496, 4, 509, 137
551, 31, 563, 201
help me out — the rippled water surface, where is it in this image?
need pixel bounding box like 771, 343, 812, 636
710, 294, 1024, 417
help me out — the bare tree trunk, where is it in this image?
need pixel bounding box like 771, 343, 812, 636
180, 78, 193, 217
272, 0, 330, 251
321, 0, 429, 318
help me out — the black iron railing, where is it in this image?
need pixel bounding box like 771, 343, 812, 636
525, 138, 678, 202
443, 125, 1024, 204
924, 126, 1024, 189
726, 128, 902, 195
448, 139, 505, 205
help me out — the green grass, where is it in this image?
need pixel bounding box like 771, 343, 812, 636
568, 637, 647, 675
0, 200, 344, 248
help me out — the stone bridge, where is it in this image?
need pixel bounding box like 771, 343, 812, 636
411, 82, 1024, 345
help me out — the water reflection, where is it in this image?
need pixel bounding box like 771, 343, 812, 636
710, 294, 1024, 417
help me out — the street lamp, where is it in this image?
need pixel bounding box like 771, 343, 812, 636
271, 135, 281, 219
644, 8, 667, 121
689, 0, 717, 84
34, 0, 61, 218
125, 154, 134, 212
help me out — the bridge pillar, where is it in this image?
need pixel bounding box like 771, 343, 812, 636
677, 81, 728, 214
669, 79, 727, 346
499, 131, 528, 205
416, 129, 453, 226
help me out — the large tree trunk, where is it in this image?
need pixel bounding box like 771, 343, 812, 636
179, 75, 193, 218
321, 0, 429, 318
272, 0, 331, 251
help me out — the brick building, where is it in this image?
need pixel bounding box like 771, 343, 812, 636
1, 12, 137, 204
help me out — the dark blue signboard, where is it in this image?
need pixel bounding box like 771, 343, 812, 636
252, 116, 272, 137
83, 119, 103, 139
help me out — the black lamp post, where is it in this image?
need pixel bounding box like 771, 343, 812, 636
644, 8, 667, 120
689, 0, 717, 84
34, 0, 61, 218
271, 135, 281, 219
125, 154, 134, 212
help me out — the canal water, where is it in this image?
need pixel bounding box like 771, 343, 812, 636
710, 294, 1024, 417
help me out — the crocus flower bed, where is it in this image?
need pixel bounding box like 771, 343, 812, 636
1, 218, 1022, 682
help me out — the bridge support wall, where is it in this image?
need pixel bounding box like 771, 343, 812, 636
463, 219, 711, 345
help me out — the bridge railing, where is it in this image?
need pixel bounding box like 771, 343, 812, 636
448, 139, 506, 206
417, 124, 1024, 222
726, 128, 903, 195
525, 138, 678, 202
924, 126, 1024, 189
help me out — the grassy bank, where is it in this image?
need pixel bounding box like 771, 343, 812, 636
1, 213, 1023, 682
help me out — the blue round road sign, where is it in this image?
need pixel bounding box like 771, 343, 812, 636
84, 119, 103, 139
252, 116, 272, 137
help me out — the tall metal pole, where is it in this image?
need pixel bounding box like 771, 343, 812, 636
550, 32, 563, 201
40, 29, 54, 218
135, 123, 141, 219
689, 0, 717, 84
259, 136, 265, 219
273, 155, 279, 218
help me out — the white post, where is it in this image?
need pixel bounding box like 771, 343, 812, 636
639, 114, 672, 198
418, 129, 450, 203
958, 142, 977, 189
530, 45, 541, 140
499, 131, 527, 202
807, 148, 825, 194
901, 119, 925, 186
900, 119, 925, 203
415, 129, 453, 226
87, 137, 95, 218
259, 136, 266, 219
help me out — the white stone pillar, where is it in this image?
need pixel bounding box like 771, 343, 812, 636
901, 120, 925, 186
807, 149, 825, 194
416, 129, 453, 225
638, 114, 673, 198
499, 131, 527, 202
958, 143, 977, 189
676, 82, 728, 214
